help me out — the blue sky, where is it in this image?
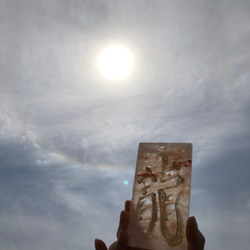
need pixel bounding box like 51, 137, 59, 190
0, 1, 250, 250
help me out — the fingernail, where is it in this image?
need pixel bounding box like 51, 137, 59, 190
193, 216, 198, 228
118, 230, 123, 239
190, 216, 198, 231
118, 230, 127, 239
120, 210, 129, 223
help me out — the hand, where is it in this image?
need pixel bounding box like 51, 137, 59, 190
95, 200, 130, 250
94, 200, 205, 250
186, 216, 205, 250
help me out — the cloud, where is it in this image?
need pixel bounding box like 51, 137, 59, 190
0, 136, 133, 250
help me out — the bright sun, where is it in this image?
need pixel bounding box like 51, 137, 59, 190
98, 45, 133, 80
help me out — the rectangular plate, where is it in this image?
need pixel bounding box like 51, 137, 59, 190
128, 143, 192, 250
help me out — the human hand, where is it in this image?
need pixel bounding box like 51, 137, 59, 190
95, 200, 130, 250
94, 200, 205, 250
186, 216, 205, 250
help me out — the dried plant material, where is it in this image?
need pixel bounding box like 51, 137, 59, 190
128, 143, 192, 250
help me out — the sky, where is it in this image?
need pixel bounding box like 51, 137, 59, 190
0, 0, 250, 249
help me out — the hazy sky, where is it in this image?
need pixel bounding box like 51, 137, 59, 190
1, 1, 250, 250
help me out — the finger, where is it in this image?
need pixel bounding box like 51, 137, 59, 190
95, 239, 108, 250
186, 216, 198, 243
186, 216, 205, 250
117, 230, 128, 250
116, 210, 130, 238
125, 200, 131, 212
109, 241, 117, 250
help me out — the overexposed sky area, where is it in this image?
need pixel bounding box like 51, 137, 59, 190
0, 1, 250, 250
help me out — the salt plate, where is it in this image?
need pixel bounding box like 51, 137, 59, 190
128, 143, 192, 250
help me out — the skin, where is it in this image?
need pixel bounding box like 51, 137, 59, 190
95, 200, 205, 250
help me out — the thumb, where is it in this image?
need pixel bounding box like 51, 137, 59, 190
186, 216, 205, 250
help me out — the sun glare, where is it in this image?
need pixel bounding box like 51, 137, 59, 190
98, 45, 133, 80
